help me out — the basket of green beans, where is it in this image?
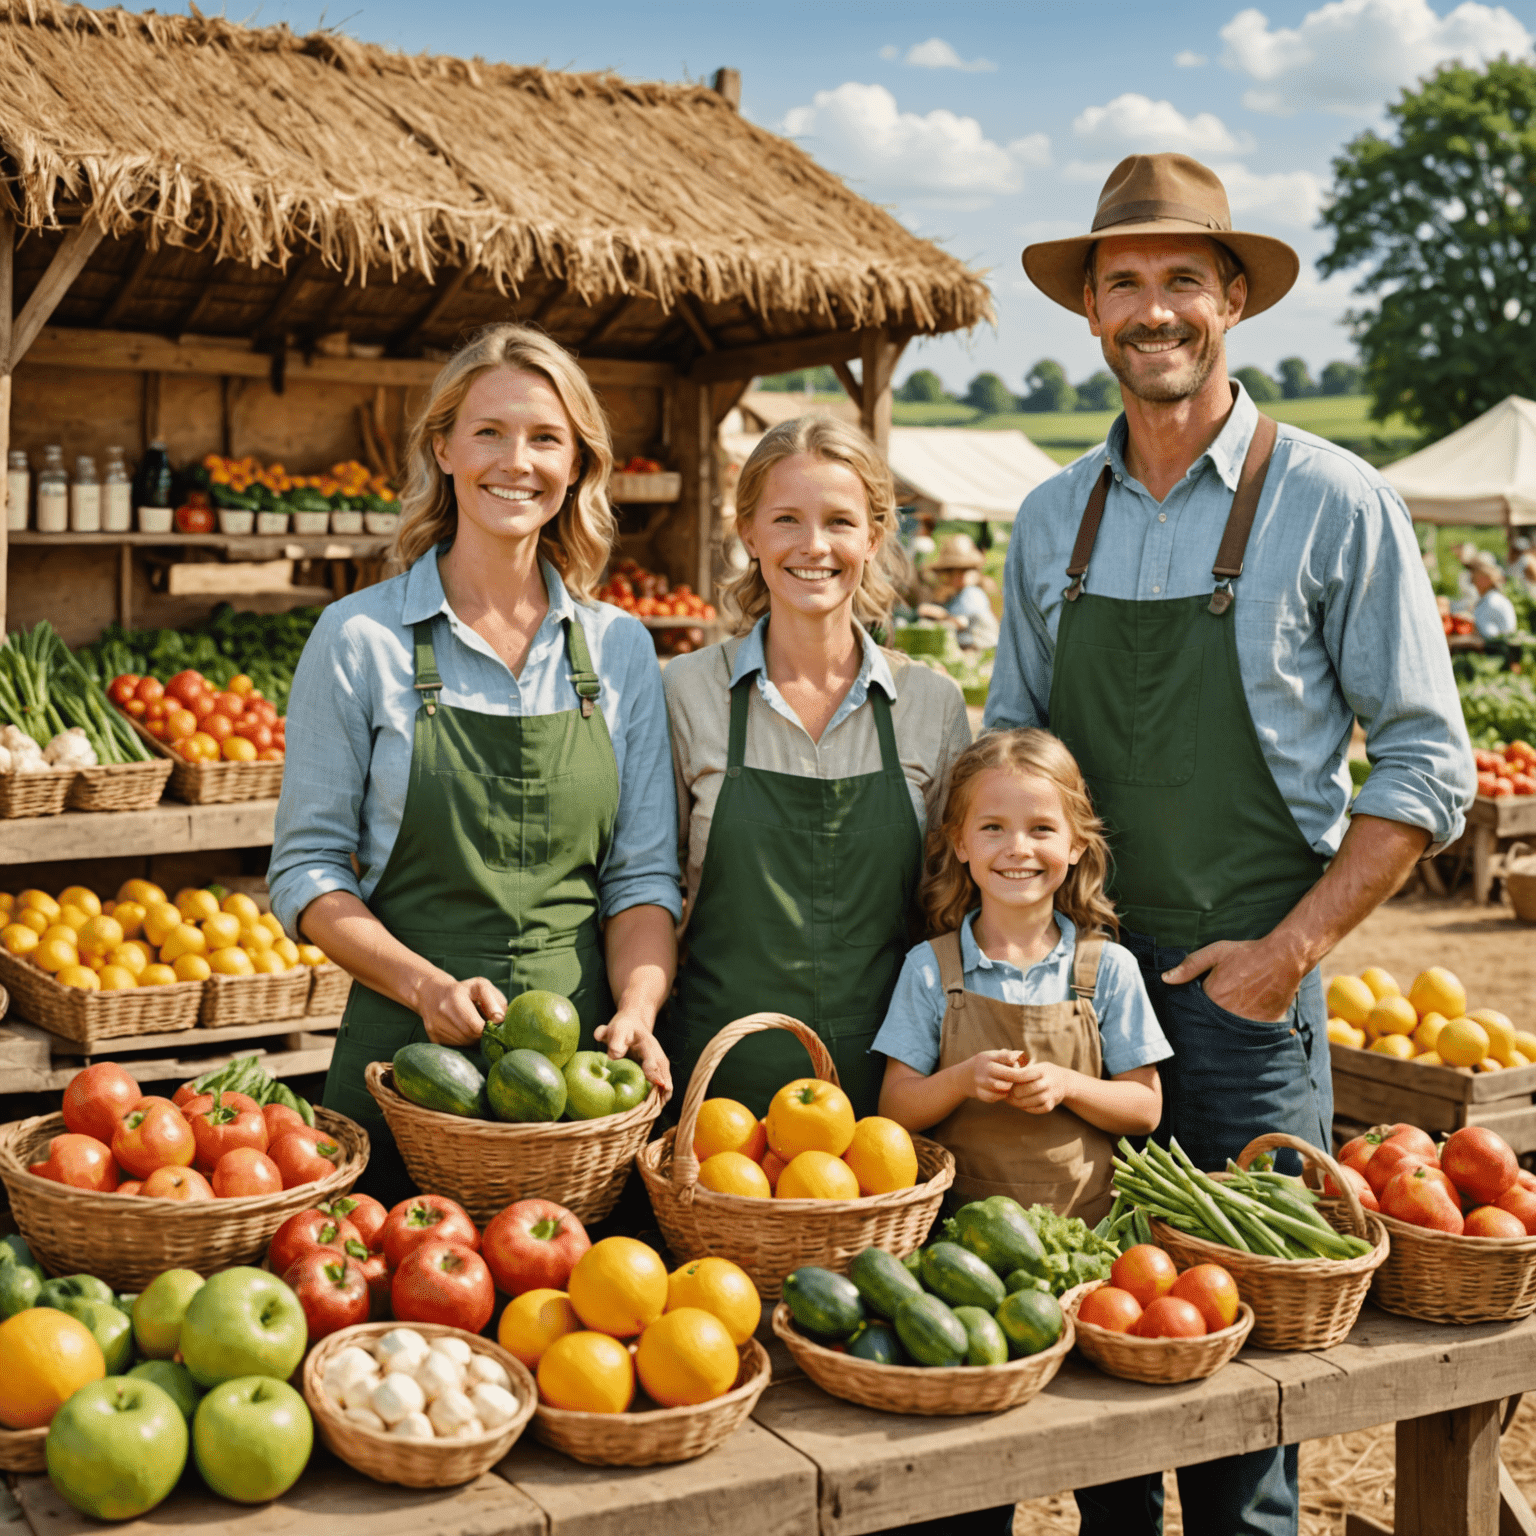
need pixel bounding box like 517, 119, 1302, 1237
1111, 1132, 1389, 1351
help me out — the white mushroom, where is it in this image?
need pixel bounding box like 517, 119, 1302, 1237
415, 1349, 464, 1403
431, 1336, 473, 1367
341, 1372, 383, 1413
343, 1407, 388, 1434
370, 1372, 426, 1427
466, 1353, 512, 1392
391, 1411, 435, 1440
468, 1382, 519, 1430
427, 1389, 480, 1438
374, 1328, 431, 1375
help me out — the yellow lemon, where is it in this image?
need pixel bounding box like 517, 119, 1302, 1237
1511, 1051, 1533, 1069
200, 912, 242, 951
57, 886, 101, 918
138, 964, 178, 987
1409, 967, 1466, 1023
85, 954, 106, 973
1369, 1034, 1415, 1060
1365, 995, 1418, 1038
126, 939, 155, 966
40, 924, 79, 950
251, 949, 288, 975
220, 892, 261, 922
1359, 966, 1400, 1001
1326, 1018, 1365, 1049
296, 944, 328, 967
1414, 1050, 1444, 1066
16, 908, 48, 935
111, 900, 146, 940
55, 965, 100, 992
1468, 1009, 1518, 1068
76, 916, 124, 959
175, 888, 220, 924
107, 943, 147, 976
1478, 1057, 1504, 1073
257, 912, 285, 940
239, 922, 274, 952
56, 904, 91, 934
142, 903, 183, 949
209, 946, 256, 977
1, 923, 38, 957
97, 965, 138, 991
1517, 1031, 1536, 1061
1325, 974, 1375, 1028
272, 937, 300, 966
35, 938, 78, 974
172, 953, 211, 982
1412, 1012, 1448, 1053
159, 924, 207, 964
117, 878, 167, 907
1438, 1016, 1490, 1068
18, 890, 59, 921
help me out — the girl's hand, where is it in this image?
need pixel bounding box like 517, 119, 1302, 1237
967, 1048, 1031, 1104
1008, 1060, 1073, 1115
595, 1013, 673, 1096
416, 972, 505, 1048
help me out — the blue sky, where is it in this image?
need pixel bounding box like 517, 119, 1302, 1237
141, 0, 1536, 393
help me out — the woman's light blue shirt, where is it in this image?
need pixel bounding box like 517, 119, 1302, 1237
1474, 589, 1518, 640
871, 911, 1172, 1079
268, 548, 682, 939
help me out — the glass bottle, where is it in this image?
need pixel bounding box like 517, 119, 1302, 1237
6, 450, 28, 532
35, 446, 68, 534
102, 446, 132, 533
71, 455, 101, 533
133, 440, 174, 511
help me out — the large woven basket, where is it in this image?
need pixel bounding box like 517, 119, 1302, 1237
365, 1059, 663, 1225
0, 1425, 47, 1473
0, 947, 200, 1045
168, 756, 284, 805
0, 1107, 368, 1289
532, 1338, 770, 1466
303, 1321, 535, 1487
636, 1014, 953, 1299
1149, 1134, 1389, 1352
66, 758, 172, 812
307, 962, 352, 1016
1067, 1280, 1254, 1384
0, 769, 73, 818
199, 966, 310, 1027
771, 1301, 1073, 1415
1365, 1209, 1536, 1323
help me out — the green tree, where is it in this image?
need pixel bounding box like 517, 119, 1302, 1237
898, 368, 948, 403
758, 366, 839, 393
1075, 371, 1122, 411
1019, 359, 1076, 413
1277, 357, 1316, 399
1318, 57, 1536, 437
1320, 360, 1364, 396
966, 372, 1018, 415
1233, 365, 1281, 403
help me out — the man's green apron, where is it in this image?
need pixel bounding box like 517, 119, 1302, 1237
323, 614, 619, 1203
1047, 415, 1332, 1171
665, 658, 924, 1119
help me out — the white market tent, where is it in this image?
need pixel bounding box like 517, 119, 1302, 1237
884, 427, 1062, 523
1382, 395, 1536, 527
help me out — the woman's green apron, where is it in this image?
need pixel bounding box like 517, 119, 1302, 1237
323, 614, 619, 1203
665, 657, 924, 1118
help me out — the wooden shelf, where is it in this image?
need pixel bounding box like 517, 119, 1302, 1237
0, 798, 278, 865
10, 531, 391, 561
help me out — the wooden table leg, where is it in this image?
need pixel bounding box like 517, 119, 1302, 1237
1396, 1401, 1501, 1536
1474, 825, 1496, 905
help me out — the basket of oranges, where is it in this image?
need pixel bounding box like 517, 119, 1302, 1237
636, 1014, 953, 1298
513, 1238, 771, 1467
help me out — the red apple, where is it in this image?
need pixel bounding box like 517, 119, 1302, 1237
481, 1198, 590, 1296
266, 1208, 362, 1277
62, 1063, 142, 1144
283, 1250, 371, 1343
390, 1240, 494, 1332
380, 1194, 479, 1270
345, 1240, 393, 1320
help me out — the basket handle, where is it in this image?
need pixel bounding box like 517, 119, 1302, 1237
1234, 1132, 1369, 1239
670, 1012, 836, 1205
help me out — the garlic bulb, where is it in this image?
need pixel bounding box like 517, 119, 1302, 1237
0, 727, 47, 774
448, 1417, 486, 1440
466, 1353, 512, 1392
427, 1389, 480, 1438
374, 1329, 431, 1375
431, 1336, 473, 1367
468, 1382, 519, 1430
341, 1372, 383, 1413
371, 1372, 426, 1427
344, 1407, 388, 1434
324, 1347, 381, 1405
44, 728, 96, 769
391, 1411, 435, 1440
415, 1349, 464, 1403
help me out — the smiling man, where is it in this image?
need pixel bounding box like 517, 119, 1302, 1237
987, 155, 1474, 1536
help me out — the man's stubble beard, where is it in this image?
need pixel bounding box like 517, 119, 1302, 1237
1103, 321, 1227, 405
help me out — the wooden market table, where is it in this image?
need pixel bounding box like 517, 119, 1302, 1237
9, 1303, 1536, 1536
1465, 795, 1536, 905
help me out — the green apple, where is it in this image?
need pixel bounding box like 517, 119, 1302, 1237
46, 1296, 134, 1374
563, 1051, 651, 1119
132, 1269, 205, 1359
38, 1274, 115, 1309
0, 1261, 40, 1318
128, 1360, 203, 1421
179, 1268, 306, 1388
192, 1377, 312, 1503
46, 1376, 188, 1521
0, 1233, 36, 1269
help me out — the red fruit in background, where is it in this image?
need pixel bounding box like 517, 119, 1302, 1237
172, 1080, 199, 1109
164, 670, 206, 708
1077, 1286, 1142, 1333
1133, 1296, 1207, 1339
116, 1180, 142, 1197
211, 692, 245, 720
327, 1194, 387, 1251
1522, 1171, 1536, 1194
381, 1194, 479, 1270
1440, 1127, 1519, 1207
390, 1240, 495, 1332
187, 693, 216, 723
134, 676, 164, 706
188, 1101, 268, 1174
27, 1133, 120, 1193
268, 1127, 344, 1188
481, 1198, 590, 1296
63, 1063, 142, 1144
1383, 1165, 1465, 1233
112, 1097, 195, 1178
1373, 1123, 1438, 1161
1464, 1205, 1528, 1240
140, 1165, 214, 1201
345, 1240, 392, 1320
180, 1090, 261, 1120
1364, 1139, 1432, 1199
1337, 1135, 1374, 1175
260, 1103, 307, 1143
211, 1147, 284, 1198
1502, 1188, 1536, 1236
284, 1251, 371, 1343
107, 674, 140, 706
267, 1208, 363, 1277
1169, 1264, 1241, 1332
1322, 1163, 1379, 1211
1109, 1244, 1178, 1309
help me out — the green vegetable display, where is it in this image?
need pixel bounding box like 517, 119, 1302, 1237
919, 1242, 1007, 1311
0, 623, 151, 763
1458, 663, 1536, 750
942, 1197, 1046, 1279
188, 1055, 313, 1126
848, 1246, 923, 1321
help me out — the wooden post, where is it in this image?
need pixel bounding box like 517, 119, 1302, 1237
1395, 1401, 1502, 1536
141, 370, 162, 448
117, 543, 132, 629
661, 377, 715, 600
0, 212, 13, 638
858, 327, 903, 455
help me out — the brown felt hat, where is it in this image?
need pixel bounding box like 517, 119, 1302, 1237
1022, 154, 1299, 319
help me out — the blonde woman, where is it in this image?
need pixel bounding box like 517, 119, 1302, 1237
664, 414, 970, 1118
269, 324, 680, 1201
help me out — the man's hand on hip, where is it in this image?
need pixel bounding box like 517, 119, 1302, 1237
1161, 938, 1304, 1024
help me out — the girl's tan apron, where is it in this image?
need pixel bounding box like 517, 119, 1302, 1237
929, 926, 1116, 1222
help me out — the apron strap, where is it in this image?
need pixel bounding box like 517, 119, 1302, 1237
1209, 413, 1279, 615
1070, 934, 1104, 1001
932, 930, 967, 1011
870, 687, 901, 776
726, 674, 752, 776
564, 615, 601, 719
1064, 466, 1112, 603
412, 620, 442, 716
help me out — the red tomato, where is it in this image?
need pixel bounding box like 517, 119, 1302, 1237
174, 505, 215, 534
1441, 1126, 1519, 1206
1375, 1124, 1439, 1161
179, 1090, 261, 1120
202, 712, 234, 743
164, 671, 207, 708
1133, 1296, 1208, 1339
188, 1100, 269, 1174
1383, 1165, 1464, 1233
211, 1147, 284, 1198
258, 747, 285, 762
211, 691, 245, 719
27, 1133, 120, 1193
1478, 772, 1500, 798
1322, 1162, 1380, 1212
112, 1097, 195, 1178
1518, 1170, 1536, 1194
1169, 1264, 1240, 1331
246, 700, 279, 727
188, 691, 216, 723
1493, 780, 1515, 797
1076, 1286, 1142, 1333
342, 1241, 393, 1319
107, 674, 140, 706
62, 1063, 142, 1144
1108, 1244, 1178, 1309
116, 1180, 142, 1197
268, 1127, 345, 1189
1364, 1139, 1433, 1199
234, 718, 274, 751
481, 1198, 591, 1295
140, 1165, 215, 1201
284, 1250, 372, 1343
267, 1207, 364, 1276
390, 1240, 495, 1332
1464, 1205, 1528, 1239
381, 1194, 480, 1269
123, 699, 147, 718
143, 697, 170, 723
135, 676, 165, 705
164, 708, 197, 742
260, 1102, 308, 1142
327, 1193, 388, 1251
172, 1080, 199, 1109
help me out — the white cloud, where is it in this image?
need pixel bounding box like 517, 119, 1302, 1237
1221, 0, 1533, 115
903, 37, 998, 72
1214, 163, 1324, 225
1072, 93, 1253, 155
1175, 50, 1209, 66
782, 83, 1047, 204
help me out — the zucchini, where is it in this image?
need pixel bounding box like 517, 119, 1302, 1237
782, 1268, 865, 1343
392, 1042, 489, 1119
952, 1305, 1009, 1367
846, 1321, 906, 1366
848, 1247, 924, 1321
894, 1292, 967, 1367
902, 1250, 925, 1279
994, 1288, 1064, 1358
920, 1242, 1007, 1311
945, 1199, 1047, 1279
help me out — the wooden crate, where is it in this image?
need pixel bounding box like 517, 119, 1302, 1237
1332, 1044, 1536, 1150
1465, 795, 1536, 904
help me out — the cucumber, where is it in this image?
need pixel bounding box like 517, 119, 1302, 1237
945, 1199, 1047, 1279
920, 1242, 1007, 1311
953, 1305, 1009, 1367
783, 1268, 865, 1343
902, 1250, 925, 1279
846, 1321, 906, 1366
1004, 1270, 1053, 1296
849, 1247, 924, 1321
994, 1288, 1064, 1358
894, 1292, 967, 1367
392, 1042, 489, 1119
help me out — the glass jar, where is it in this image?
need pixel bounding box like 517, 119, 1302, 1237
6, 450, 28, 532
133, 440, 174, 513
102, 446, 132, 533
71, 455, 101, 533
36, 446, 68, 534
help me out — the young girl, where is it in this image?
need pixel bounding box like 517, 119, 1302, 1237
874, 728, 1170, 1221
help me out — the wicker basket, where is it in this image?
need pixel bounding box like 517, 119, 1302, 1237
1506, 843, 1536, 924
0, 1108, 368, 1288
303, 1321, 535, 1487
0, 946, 200, 1046
532, 1338, 770, 1466
1149, 1134, 1389, 1352
199, 966, 310, 1027
65, 758, 172, 812
0, 1425, 47, 1473
307, 962, 353, 1016
0, 768, 73, 818
636, 1014, 953, 1299
1364, 1210, 1536, 1323
365, 1060, 663, 1225
168, 755, 284, 805
771, 1301, 1072, 1415
1067, 1281, 1254, 1384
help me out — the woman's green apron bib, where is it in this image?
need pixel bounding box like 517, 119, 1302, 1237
322, 614, 619, 1203
665, 665, 924, 1119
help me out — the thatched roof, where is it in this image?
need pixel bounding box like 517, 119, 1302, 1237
0, 0, 992, 359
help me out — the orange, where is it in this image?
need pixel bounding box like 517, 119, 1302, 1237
76, 915, 124, 959
1409, 967, 1466, 1024
97, 965, 138, 991
209, 947, 256, 977
220, 892, 261, 922
142, 903, 183, 949
139, 964, 178, 987
692, 1098, 768, 1163
1, 923, 38, 957
567, 1236, 669, 1338
0, 1307, 106, 1428
1359, 966, 1400, 1001
697, 1151, 771, 1199
776, 1149, 861, 1200
175, 888, 220, 924
200, 913, 242, 951
536, 1331, 634, 1413
841, 1116, 919, 1195
57, 886, 101, 918
666, 1257, 761, 1345
1325, 975, 1374, 1028
222, 736, 257, 763
117, 879, 167, 907
765, 1078, 856, 1159
56, 965, 100, 991
34, 937, 78, 974
173, 953, 212, 982
635, 1308, 738, 1407
18, 890, 60, 921
17, 909, 49, 935
1469, 1009, 1518, 1067
1365, 996, 1417, 1038
498, 1288, 581, 1368
110, 900, 146, 939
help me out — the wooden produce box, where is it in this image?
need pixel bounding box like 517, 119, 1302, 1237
610, 471, 681, 503
1332, 1044, 1536, 1150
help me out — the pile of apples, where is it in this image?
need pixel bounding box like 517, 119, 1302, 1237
107, 668, 285, 766
1475, 743, 1536, 798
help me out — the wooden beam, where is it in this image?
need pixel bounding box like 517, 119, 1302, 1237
527, 282, 567, 329
0, 213, 12, 637
674, 295, 718, 353
176, 262, 228, 335
831, 359, 861, 403
97, 239, 157, 329
1396, 1402, 1501, 1536
0, 211, 14, 376
710, 378, 752, 428
395, 263, 473, 353
689, 329, 864, 384
859, 326, 903, 454
579, 294, 640, 352
10, 220, 105, 367
1503, 1460, 1536, 1536
255, 251, 320, 338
